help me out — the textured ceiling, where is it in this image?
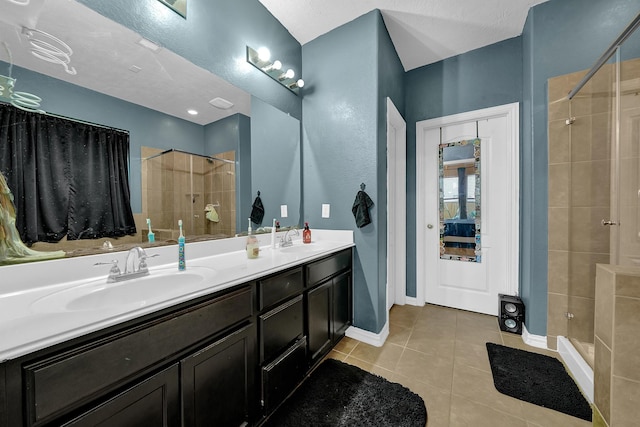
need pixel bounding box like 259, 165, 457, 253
259, 0, 549, 71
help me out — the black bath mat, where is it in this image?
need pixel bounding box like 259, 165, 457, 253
486, 343, 591, 421
263, 358, 427, 427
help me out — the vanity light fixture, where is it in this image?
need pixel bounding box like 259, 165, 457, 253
246, 45, 304, 95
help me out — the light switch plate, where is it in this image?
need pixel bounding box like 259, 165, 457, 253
280, 205, 288, 218
321, 204, 330, 218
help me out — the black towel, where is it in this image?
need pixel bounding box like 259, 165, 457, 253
250, 195, 264, 225
352, 190, 374, 228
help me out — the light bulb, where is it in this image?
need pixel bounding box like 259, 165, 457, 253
288, 79, 305, 90
279, 69, 295, 81
296, 79, 304, 88
272, 60, 282, 70
257, 47, 271, 62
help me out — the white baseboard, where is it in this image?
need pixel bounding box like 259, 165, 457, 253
557, 336, 594, 403
345, 321, 389, 348
521, 324, 548, 349
404, 296, 423, 306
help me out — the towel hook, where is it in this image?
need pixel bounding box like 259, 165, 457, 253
257, 190, 260, 196
360, 183, 366, 191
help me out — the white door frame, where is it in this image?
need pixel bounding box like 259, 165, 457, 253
387, 97, 406, 308
415, 102, 520, 305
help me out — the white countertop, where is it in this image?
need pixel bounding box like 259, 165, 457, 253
0, 229, 354, 361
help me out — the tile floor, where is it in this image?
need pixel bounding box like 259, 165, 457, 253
327, 304, 592, 427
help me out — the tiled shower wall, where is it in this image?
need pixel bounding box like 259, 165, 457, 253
142, 148, 236, 240
547, 67, 613, 353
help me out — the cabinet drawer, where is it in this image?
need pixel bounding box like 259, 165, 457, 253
262, 338, 307, 414
258, 267, 303, 311
24, 286, 253, 425
306, 249, 352, 287
259, 295, 303, 363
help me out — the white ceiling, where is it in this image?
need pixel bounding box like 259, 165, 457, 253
0, 0, 548, 127
259, 0, 549, 71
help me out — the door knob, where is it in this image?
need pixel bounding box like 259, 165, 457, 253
601, 219, 618, 226
427, 224, 434, 229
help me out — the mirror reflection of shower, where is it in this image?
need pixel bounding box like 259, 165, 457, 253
142, 148, 236, 241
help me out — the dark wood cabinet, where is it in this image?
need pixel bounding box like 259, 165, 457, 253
182, 323, 256, 427
0, 248, 353, 427
60, 364, 180, 427
305, 249, 353, 366
332, 270, 352, 341
307, 280, 332, 365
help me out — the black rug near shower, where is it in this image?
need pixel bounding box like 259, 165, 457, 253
262, 358, 427, 427
486, 343, 591, 421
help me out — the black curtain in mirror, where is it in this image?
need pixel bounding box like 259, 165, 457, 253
0, 103, 136, 244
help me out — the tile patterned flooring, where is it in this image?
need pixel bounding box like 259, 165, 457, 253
327, 304, 592, 427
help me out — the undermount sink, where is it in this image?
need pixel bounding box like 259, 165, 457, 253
31, 266, 217, 313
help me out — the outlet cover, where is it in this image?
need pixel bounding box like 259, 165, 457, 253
280, 205, 288, 217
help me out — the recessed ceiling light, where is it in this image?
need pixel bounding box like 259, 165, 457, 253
209, 97, 234, 110
137, 37, 161, 52
187, 109, 198, 115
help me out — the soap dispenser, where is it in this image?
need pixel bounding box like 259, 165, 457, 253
303, 222, 311, 244
246, 218, 260, 259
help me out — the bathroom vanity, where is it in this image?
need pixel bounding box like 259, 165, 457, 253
0, 231, 353, 427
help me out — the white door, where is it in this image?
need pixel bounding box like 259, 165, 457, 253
416, 103, 519, 315
387, 98, 406, 310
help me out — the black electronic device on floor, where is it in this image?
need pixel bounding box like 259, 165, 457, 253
498, 294, 525, 334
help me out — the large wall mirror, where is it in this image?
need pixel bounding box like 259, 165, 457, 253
439, 139, 481, 262
0, 0, 301, 264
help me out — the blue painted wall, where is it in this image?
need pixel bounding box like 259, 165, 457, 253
78, 0, 302, 120
520, 0, 640, 335
302, 10, 403, 333
404, 38, 523, 298
250, 97, 301, 229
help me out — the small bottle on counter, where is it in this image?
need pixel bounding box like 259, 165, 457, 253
246, 218, 260, 259
303, 222, 311, 244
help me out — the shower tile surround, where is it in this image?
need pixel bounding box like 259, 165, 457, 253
594, 265, 640, 427
547, 66, 614, 357
141, 146, 236, 239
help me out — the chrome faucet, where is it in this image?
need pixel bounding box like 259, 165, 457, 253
280, 228, 299, 248
95, 247, 158, 283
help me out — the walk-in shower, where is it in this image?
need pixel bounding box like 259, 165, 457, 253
142, 148, 237, 241
547, 13, 640, 401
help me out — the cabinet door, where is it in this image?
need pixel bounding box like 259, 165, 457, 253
332, 270, 352, 341
61, 364, 180, 427
307, 280, 332, 365
181, 323, 256, 427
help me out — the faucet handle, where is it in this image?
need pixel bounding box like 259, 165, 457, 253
139, 253, 159, 270
94, 260, 121, 276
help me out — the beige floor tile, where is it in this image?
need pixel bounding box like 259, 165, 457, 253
455, 324, 503, 347
399, 378, 451, 427
396, 347, 454, 390
387, 322, 413, 346
453, 340, 492, 372
406, 333, 456, 358
334, 304, 592, 427
348, 341, 404, 371
452, 362, 525, 418
449, 394, 528, 427
332, 336, 358, 355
